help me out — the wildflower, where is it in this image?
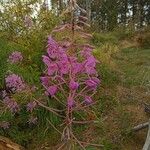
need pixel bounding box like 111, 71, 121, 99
47, 63, 58, 75
40, 76, 49, 86
5, 74, 25, 92
67, 97, 74, 108
81, 46, 93, 58
41, 37, 100, 109
85, 77, 100, 89
69, 79, 79, 90
47, 36, 59, 59
85, 56, 97, 75
27, 101, 37, 112
58, 50, 68, 62
69, 57, 83, 74
3, 96, 20, 113
84, 96, 93, 104
42, 55, 51, 66
8, 51, 23, 64
57, 60, 69, 75
91, 77, 100, 85
47, 85, 58, 96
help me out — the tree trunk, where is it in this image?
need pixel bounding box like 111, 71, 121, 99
86, 0, 91, 22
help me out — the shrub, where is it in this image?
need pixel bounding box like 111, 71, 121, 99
92, 33, 118, 46
113, 25, 135, 40
93, 43, 119, 69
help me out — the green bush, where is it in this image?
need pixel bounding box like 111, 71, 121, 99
113, 25, 135, 40
92, 33, 118, 46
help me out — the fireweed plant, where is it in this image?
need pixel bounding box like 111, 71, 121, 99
37, 0, 101, 149
39, 36, 100, 147
1, 73, 38, 126
1, 52, 38, 128
0, 0, 102, 149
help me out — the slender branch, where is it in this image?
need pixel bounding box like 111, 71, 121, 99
35, 100, 65, 118
72, 120, 97, 124
57, 142, 66, 150
132, 122, 149, 132
71, 132, 86, 150
80, 141, 104, 148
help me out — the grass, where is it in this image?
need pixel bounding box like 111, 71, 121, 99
0, 30, 150, 149
115, 47, 150, 87
91, 37, 150, 150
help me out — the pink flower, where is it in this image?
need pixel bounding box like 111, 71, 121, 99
67, 97, 74, 108
57, 61, 69, 75
69, 57, 83, 74
42, 55, 51, 66
84, 96, 93, 104
47, 36, 59, 59
85, 67, 97, 75
40, 76, 49, 86
5, 74, 25, 92
58, 50, 68, 61
69, 80, 79, 90
91, 77, 100, 85
3, 96, 20, 113
47, 85, 58, 96
8, 51, 23, 64
27, 101, 37, 112
81, 46, 93, 58
85, 56, 97, 75
85, 77, 100, 89
47, 63, 58, 75
41, 36, 100, 111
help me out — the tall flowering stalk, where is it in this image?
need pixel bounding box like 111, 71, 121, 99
0, 0, 101, 148
39, 1, 101, 148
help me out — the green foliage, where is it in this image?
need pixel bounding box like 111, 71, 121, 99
0, 0, 61, 147
113, 25, 135, 40
102, 139, 118, 150
92, 33, 118, 46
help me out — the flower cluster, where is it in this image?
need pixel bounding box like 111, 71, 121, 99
5, 74, 25, 92
8, 51, 23, 64
41, 37, 100, 108
2, 94, 20, 113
